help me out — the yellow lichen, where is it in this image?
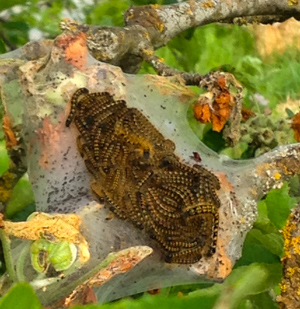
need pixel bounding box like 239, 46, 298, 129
142, 32, 150, 39
280, 282, 287, 293
201, 0, 215, 8
150, 4, 161, 9
281, 219, 296, 260
0, 171, 16, 203
288, 0, 298, 6
273, 172, 281, 180
126, 11, 134, 20
279, 211, 300, 307
250, 188, 258, 197
0, 188, 12, 203
256, 163, 271, 176
3, 172, 15, 186
292, 238, 300, 255
142, 49, 154, 56
157, 22, 164, 32
287, 267, 295, 277
240, 217, 246, 224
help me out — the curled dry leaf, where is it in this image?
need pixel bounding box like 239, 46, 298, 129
291, 112, 300, 142
63, 246, 153, 307
1, 212, 90, 264
193, 76, 235, 132
241, 106, 256, 122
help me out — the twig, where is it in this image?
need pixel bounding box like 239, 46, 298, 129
0, 228, 17, 283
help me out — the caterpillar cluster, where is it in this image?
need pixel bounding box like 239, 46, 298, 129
66, 88, 221, 264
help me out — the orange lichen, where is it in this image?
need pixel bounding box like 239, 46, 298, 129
193, 76, 235, 132
291, 112, 300, 142
2, 115, 18, 150
211, 241, 233, 278
216, 172, 233, 192
37, 116, 62, 169
57, 32, 88, 71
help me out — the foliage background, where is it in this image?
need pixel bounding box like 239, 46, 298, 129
1, 0, 300, 308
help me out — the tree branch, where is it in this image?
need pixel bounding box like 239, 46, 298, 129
60, 1, 300, 74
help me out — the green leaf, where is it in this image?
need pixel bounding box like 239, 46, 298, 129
247, 229, 284, 257
202, 129, 226, 152
265, 182, 296, 229
170, 282, 214, 296
5, 175, 35, 218
253, 200, 277, 234
220, 142, 249, 159
249, 292, 278, 309
9, 202, 35, 222
220, 263, 282, 309
87, 0, 129, 27
73, 292, 218, 309
236, 300, 253, 309
0, 140, 9, 176
0, 38, 6, 54
156, 46, 183, 71
2, 22, 29, 32
285, 108, 294, 118
255, 200, 271, 226
235, 240, 280, 267
0, 0, 29, 12
187, 282, 221, 299
0, 282, 43, 309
